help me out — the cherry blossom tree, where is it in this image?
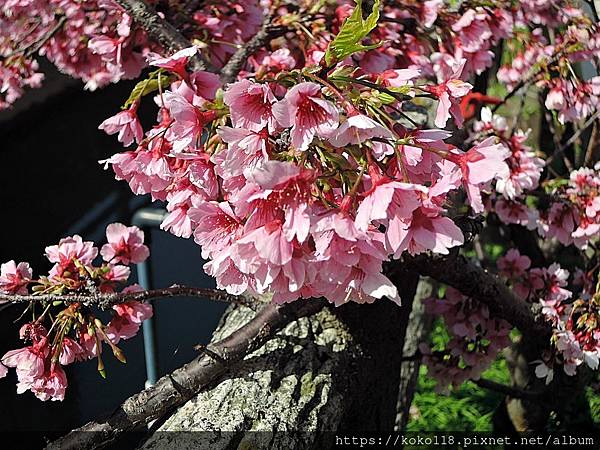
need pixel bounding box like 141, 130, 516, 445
2, 0, 600, 446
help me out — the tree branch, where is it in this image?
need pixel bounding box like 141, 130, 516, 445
113, 0, 207, 71
471, 378, 545, 400
404, 253, 551, 343
46, 298, 327, 450
220, 15, 283, 84
0, 285, 252, 310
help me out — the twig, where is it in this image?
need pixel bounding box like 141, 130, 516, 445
549, 110, 600, 164
46, 298, 327, 450
24, 16, 66, 57
3, 16, 67, 60
113, 0, 207, 72
404, 253, 551, 344
220, 14, 283, 84
584, 119, 599, 167
471, 378, 545, 400
0, 285, 253, 310
171, 0, 204, 28
491, 78, 528, 113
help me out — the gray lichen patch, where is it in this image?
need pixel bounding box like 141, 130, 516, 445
141, 304, 354, 449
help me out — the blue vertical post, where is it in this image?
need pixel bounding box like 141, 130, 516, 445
138, 258, 158, 387
132, 208, 166, 387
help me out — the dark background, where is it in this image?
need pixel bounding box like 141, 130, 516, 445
0, 61, 226, 433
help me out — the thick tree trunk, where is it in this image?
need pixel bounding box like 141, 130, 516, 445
498, 337, 595, 433
394, 278, 434, 431
142, 270, 420, 449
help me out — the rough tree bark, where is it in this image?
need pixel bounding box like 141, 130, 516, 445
394, 278, 435, 431
140, 269, 421, 449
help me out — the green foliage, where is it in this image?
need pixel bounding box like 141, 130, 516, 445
587, 387, 600, 426
408, 319, 510, 432
408, 358, 510, 432
409, 322, 600, 433
123, 70, 174, 109
483, 243, 506, 262
324, 0, 381, 66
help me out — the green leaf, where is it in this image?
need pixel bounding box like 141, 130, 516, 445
324, 0, 382, 66
123, 70, 174, 109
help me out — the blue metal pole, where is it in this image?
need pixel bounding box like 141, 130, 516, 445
132, 208, 167, 387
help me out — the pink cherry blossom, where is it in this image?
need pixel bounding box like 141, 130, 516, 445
45, 235, 98, 277
100, 223, 149, 265
497, 249, 531, 279
329, 114, 392, 147
388, 206, 464, 257
98, 102, 144, 147
163, 81, 219, 153
79, 330, 101, 360
449, 137, 510, 213
539, 202, 578, 246
103, 265, 131, 284
161, 204, 194, 238
148, 46, 198, 78
272, 82, 339, 151
106, 301, 153, 343
355, 176, 425, 232
0, 260, 32, 295
237, 220, 294, 266
495, 198, 538, 228
215, 126, 269, 177
452, 9, 492, 53
421, 0, 443, 28
2, 337, 49, 395
59, 338, 85, 366
31, 364, 68, 401
495, 130, 545, 200
427, 59, 472, 128
189, 201, 242, 259
223, 79, 277, 133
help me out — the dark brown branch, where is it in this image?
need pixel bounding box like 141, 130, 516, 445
549, 110, 600, 163
181, 0, 203, 19
46, 298, 326, 450
113, 0, 207, 71
0, 285, 252, 310
25, 15, 66, 57
404, 253, 551, 344
171, 0, 204, 29
220, 14, 283, 84
471, 378, 545, 400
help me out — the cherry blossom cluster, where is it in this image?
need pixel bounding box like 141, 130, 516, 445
0, 0, 149, 108
497, 14, 600, 124
2, 0, 600, 403
96, 0, 600, 307
499, 163, 600, 250
420, 287, 512, 393
538, 165, 600, 248
468, 106, 600, 250
0, 223, 152, 401
99, 43, 522, 305
469, 106, 545, 228
3, 0, 597, 112
496, 249, 600, 384
420, 246, 600, 391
